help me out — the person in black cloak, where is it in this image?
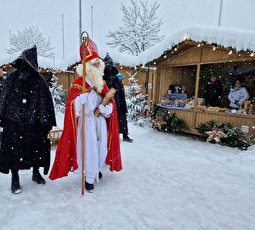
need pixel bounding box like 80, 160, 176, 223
0, 45, 56, 194
203, 75, 223, 107
103, 53, 133, 143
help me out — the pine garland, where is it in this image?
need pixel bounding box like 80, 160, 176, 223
151, 106, 188, 133
196, 120, 251, 150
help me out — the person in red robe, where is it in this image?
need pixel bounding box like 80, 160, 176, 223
49, 37, 122, 193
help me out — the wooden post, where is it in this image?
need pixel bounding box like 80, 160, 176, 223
192, 47, 202, 129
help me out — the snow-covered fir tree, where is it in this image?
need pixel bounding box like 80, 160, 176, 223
49, 71, 66, 113
124, 71, 147, 126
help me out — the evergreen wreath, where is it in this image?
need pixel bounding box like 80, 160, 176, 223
196, 120, 252, 150
151, 106, 188, 133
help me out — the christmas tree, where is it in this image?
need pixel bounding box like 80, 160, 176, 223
124, 71, 147, 126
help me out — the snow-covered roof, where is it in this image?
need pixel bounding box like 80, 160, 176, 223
0, 52, 80, 72
0, 52, 20, 66
135, 25, 255, 66
0, 52, 58, 70
1, 25, 255, 71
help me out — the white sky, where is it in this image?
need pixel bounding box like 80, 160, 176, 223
1, 112, 255, 229
1, 0, 255, 62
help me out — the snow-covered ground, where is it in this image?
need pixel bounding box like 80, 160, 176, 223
1, 114, 255, 230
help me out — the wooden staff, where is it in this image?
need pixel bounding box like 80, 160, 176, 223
94, 88, 116, 117
80, 31, 89, 195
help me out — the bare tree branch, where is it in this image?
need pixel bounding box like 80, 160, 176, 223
106, 0, 164, 56
6, 26, 55, 58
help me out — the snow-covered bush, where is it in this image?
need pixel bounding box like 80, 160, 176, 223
49, 72, 66, 113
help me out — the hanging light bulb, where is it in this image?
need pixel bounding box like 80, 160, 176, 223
182, 34, 189, 41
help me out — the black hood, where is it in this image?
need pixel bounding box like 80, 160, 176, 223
12, 45, 39, 73
103, 53, 118, 75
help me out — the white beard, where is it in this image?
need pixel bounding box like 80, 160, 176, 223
76, 59, 105, 93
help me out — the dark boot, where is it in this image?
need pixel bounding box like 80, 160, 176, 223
123, 134, 133, 143
32, 168, 45, 185
85, 181, 94, 193
99, 171, 103, 180
11, 170, 22, 194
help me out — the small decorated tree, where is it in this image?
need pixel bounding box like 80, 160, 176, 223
124, 71, 147, 126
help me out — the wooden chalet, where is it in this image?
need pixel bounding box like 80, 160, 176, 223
140, 25, 255, 137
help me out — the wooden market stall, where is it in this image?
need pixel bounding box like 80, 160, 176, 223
143, 30, 255, 137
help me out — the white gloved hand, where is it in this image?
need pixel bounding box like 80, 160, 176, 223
99, 104, 108, 113
75, 93, 88, 117
99, 104, 113, 117
77, 93, 88, 105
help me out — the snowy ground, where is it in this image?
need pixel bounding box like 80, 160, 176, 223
1, 116, 255, 230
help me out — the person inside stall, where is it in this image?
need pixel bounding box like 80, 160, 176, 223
228, 76, 249, 110
203, 75, 223, 107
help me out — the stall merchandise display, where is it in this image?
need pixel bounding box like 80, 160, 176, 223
160, 96, 254, 115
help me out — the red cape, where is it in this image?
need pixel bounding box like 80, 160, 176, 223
49, 77, 122, 180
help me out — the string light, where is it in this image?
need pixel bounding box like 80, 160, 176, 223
182, 35, 189, 41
